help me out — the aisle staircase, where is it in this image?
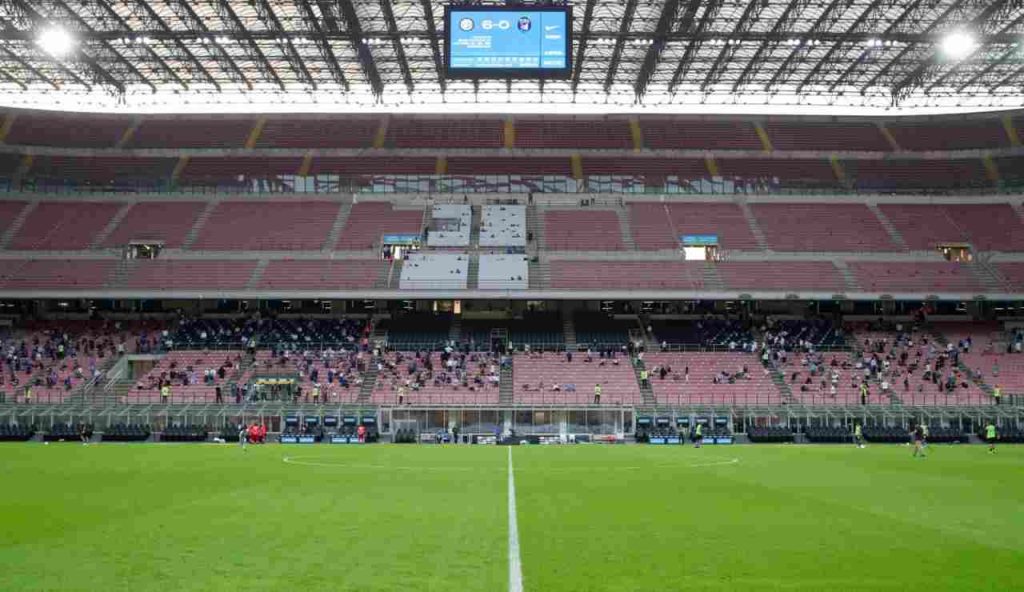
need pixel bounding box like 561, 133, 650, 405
563, 315, 577, 351
467, 255, 479, 290
701, 261, 726, 291
181, 199, 220, 248
632, 357, 658, 405
323, 202, 352, 250
738, 201, 769, 251
91, 203, 133, 248
614, 207, 636, 250
832, 259, 862, 292
0, 199, 37, 248
867, 203, 908, 250
470, 205, 482, 248
499, 360, 514, 405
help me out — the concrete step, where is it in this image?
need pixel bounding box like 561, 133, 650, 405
701, 261, 726, 291
467, 254, 479, 290
614, 207, 636, 250
527, 204, 544, 252
470, 205, 482, 248
246, 259, 269, 289
738, 201, 769, 251
563, 315, 577, 351
499, 363, 514, 405
832, 259, 862, 292
0, 199, 37, 248
181, 199, 220, 249
867, 202, 908, 250
90, 202, 134, 248
322, 202, 352, 251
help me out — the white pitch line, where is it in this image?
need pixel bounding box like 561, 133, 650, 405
282, 456, 483, 472
508, 446, 524, 592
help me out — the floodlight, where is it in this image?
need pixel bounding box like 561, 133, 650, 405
941, 31, 976, 60
37, 27, 75, 58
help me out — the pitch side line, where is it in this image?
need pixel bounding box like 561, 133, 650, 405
508, 447, 524, 592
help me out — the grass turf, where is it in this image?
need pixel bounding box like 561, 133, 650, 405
0, 443, 1020, 591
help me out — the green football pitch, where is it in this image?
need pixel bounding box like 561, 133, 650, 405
0, 443, 1020, 592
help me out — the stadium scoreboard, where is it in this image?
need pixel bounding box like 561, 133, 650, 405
445, 5, 572, 79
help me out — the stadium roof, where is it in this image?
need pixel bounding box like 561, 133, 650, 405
0, 0, 1023, 114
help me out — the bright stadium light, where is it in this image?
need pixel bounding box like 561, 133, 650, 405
941, 31, 976, 60
37, 27, 75, 58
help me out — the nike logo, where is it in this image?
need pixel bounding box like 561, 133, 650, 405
545, 25, 559, 31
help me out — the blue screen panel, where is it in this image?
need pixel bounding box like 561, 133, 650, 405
445, 6, 571, 78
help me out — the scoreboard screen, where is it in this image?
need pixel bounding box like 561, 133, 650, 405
445, 5, 572, 79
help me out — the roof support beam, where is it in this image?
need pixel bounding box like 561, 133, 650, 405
331, 0, 384, 98
669, 0, 723, 92
926, 4, 1023, 91
295, 0, 349, 90
633, 0, 681, 99
132, 0, 220, 90
764, 0, 846, 90
418, 0, 445, 92
0, 36, 61, 89
380, 0, 414, 93
47, 0, 154, 91
795, 0, 893, 93
864, 0, 971, 101
253, 0, 315, 88
571, 0, 597, 93
11, 0, 128, 93
603, 0, 639, 92
733, 0, 806, 91
168, 0, 249, 88
214, 0, 285, 89
90, 0, 188, 90
700, 0, 767, 91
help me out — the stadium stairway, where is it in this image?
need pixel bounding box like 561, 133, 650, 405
0, 199, 37, 248
768, 367, 797, 404
526, 204, 544, 251
528, 258, 547, 289
632, 357, 658, 405
322, 202, 352, 251
927, 326, 995, 399
470, 205, 482, 248
832, 260, 863, 292
245, 259, 269, 289
702, 261, 726, 291
384, 258, 402, 288
449, 315, 462, 343
1011, 202, 1024, 226
563, 315, 578, 351
467, 255, 479, 290
968, 256, 1008, 292
867, 203, 909, 251
499, 361, 514, 405
90, 203, 133, 248
356, 366, 380, 404
738, 201, 769, 250
181, 199, 220, 249
614, 207, 636, 250
104, 260, 132, 289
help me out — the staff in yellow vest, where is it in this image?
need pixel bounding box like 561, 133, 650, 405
993, 385, 1001, 406
593, 383, 602, 405
160, 384, 171, 404
23, 386, 31, 404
